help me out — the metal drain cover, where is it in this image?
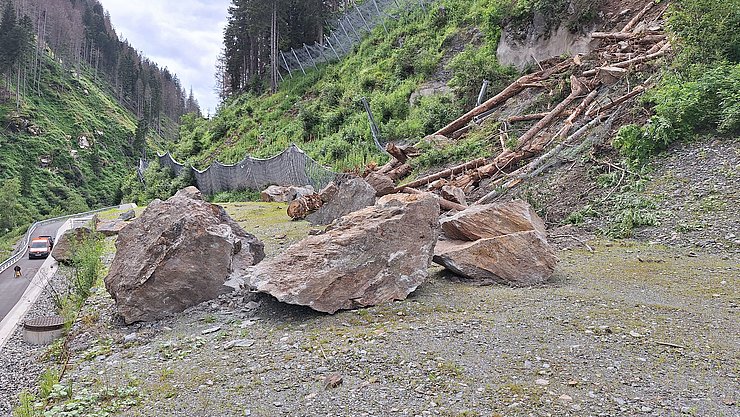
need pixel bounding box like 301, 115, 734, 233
23, 316, 65, 331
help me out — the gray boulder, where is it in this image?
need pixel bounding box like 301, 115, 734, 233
96, 219, 127, 236
440, 199, 546, 241
105, 187, 265, 324
305, 178, 376, 225
434, 231, 558, 287
248, 193, 440, 313
118, 209, 136, 221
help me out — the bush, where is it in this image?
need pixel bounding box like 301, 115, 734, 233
667, 0, 740, 66
615, 64, 740, 166
448, 44, 517, 107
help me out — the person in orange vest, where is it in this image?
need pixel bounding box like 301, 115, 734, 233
14, 265, 21, 278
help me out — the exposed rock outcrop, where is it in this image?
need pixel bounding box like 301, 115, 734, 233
433, 200, 557, 286
249, 193, 440, 313
105, 187, 265, 324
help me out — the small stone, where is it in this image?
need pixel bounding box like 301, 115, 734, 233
324, 372, 343, 389
567, 380, 578, 386
201, 326, 221, 335
629, 330, 642, 338
559, 394, 573, 402
224, 339, 256, 350
535, 379, 549, 386
123, 333, 138, 344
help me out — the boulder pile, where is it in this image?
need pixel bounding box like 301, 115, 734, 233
260, 185, 315, 203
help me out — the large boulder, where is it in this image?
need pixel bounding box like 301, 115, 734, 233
248, 193, 440, 313
260, 185, 315, 203
433, 200, 557, 286
105, 187, 265, 324
440, 199, 546, 241
52, 227, 95, 265
434, 231, 558, 286
118, 209, 136, 221
364, 172, 396, 197
305, 178, 376, 225
96, 219, 127, 236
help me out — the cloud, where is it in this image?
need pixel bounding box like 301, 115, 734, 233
98, 0, 231, 114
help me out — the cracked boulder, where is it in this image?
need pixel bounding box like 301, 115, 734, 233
105, 187, 265, 324
434, 199, 557, 286
248, 193, 440, 313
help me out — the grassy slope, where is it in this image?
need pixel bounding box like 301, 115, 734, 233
0, 55, 144, 256
171, 0, 526, 173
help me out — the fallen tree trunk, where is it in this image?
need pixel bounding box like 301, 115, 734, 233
433, 59, 574, 137
386, 163, 413, 181
591, 32, 666, 43
582, 44, 670, 77
395, 157, 487, 192
507, 112, 551, 123
513, 75, 588, 151
554, 87, 600, 140
401, 187, 467, 212
386, 143, 409, 163
621, 1, 656, 32
585, 84, 647, 118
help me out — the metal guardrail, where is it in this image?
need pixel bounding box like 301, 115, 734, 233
0, 204, 133, 275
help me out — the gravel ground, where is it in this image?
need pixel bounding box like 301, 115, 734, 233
17, 241, 738, 416
2, 140, 738, 417
0, 264, 72, 417
633, 138, 740, 254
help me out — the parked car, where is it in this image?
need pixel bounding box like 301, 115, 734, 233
28, 235, 54, 259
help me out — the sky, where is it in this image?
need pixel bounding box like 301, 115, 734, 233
98, 0, 232, 116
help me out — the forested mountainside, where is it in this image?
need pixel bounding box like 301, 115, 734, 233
0, 0, 197, 257
152, 0, 736, 186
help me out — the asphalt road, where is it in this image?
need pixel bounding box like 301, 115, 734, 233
0, 220, 65, 322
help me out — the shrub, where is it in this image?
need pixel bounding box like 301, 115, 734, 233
667, 0, 740, 66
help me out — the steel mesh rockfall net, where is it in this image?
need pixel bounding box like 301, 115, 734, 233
279, 0, 432, 78
139, 145, 344, 195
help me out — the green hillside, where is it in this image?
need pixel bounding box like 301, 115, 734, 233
0, 56, 141, 255
162, 0, 737, 182
168, 0, 537, 172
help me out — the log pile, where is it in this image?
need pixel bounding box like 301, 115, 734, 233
362, 3, 670, 209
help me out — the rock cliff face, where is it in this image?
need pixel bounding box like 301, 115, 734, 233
105, 187, 264, 324
248, 193, 440, 313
